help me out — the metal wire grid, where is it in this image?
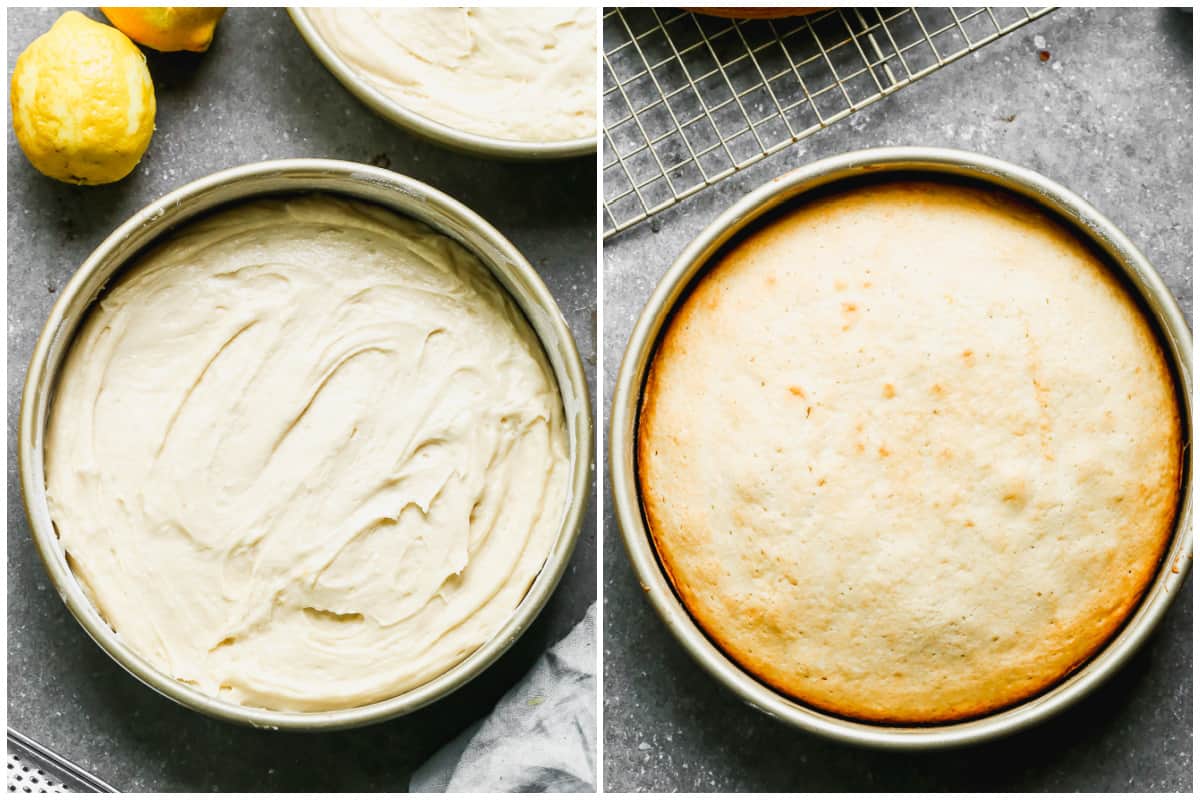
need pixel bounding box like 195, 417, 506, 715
602, 7, 1054, 237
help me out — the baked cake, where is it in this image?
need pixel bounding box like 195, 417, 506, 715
637, 180, 1182, 723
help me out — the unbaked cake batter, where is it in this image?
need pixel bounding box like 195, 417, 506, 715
306, 7, 597, 143
45, 195, 570, 712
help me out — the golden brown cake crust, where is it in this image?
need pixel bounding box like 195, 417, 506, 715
637, 180, 1182, 724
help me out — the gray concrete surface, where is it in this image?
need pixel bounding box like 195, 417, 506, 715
603, 7, 1192, 792
7, 8, 595, 793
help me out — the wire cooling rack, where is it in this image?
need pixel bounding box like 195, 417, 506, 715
602, 7, 1055, 237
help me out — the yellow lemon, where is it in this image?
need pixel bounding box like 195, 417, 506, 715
101, 7, 226, 53
11, 11, 156, 186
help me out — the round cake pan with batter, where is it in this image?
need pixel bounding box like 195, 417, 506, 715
288, 8, 596, 161
609, 146, 1192, 749
20, 159, 592, 731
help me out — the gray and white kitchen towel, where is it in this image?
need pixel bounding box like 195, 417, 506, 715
410, 603, 596, 793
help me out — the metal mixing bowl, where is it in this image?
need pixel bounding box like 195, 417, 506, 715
609, 146, 1192, 748
288, 8, 596, 161
20, 158, 592, 731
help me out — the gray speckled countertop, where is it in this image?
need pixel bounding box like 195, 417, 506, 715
603, 7, 1192, 793
7, 7, 595, 793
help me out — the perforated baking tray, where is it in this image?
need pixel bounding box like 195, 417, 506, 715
7, 730, 114, 793
602, 6, 1055, 237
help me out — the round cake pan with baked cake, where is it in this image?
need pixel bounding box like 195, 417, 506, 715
20, 159, 592, 731
609, 146, 1191, 748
